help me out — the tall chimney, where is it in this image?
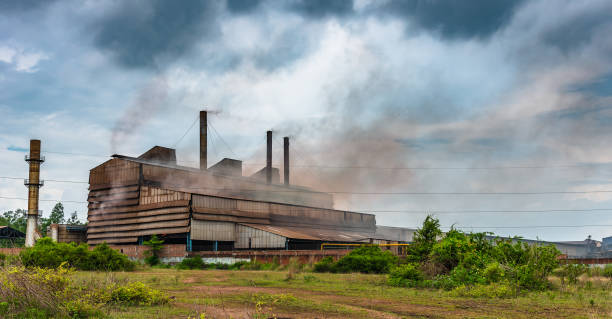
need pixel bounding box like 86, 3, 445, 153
200, 111, 207, 170
266, 130, 272, 184
283, 136, 289, 186
25, 139, 44, 247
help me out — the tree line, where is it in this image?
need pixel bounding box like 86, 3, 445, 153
0, 202, 84, 235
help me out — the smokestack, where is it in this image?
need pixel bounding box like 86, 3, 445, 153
266, 130, 272, 184
24, 139, 44, 247
284, 136, 289, 186
200, 111, 207, 170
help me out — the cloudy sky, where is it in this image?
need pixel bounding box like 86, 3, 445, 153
1, 0, 612, 241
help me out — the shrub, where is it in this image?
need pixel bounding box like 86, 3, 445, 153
176, 256, 204, 270
483, 262, 504, 283
334, 246, 397, 274
109, 281, 169, 306
562, 264, 587, 285
313, 256, 336, 273
143, 235, 164, 266
603, 264, 612, 278
0, 265, 168, 317
388, 263, 424, 287
408, 215, 442, 262
19, 238, 135, 271
239, 261, 279, 271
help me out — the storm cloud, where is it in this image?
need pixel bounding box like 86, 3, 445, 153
92, 0, 221, 69
2, 0, 612, 241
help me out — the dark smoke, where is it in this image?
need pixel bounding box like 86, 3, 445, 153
110, 76, 168, 153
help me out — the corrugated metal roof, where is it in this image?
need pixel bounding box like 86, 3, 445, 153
240, 223, 374, 242
374, 226, 415, 242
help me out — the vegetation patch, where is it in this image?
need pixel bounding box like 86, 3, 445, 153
314, 246, 397, 274
0, 265, 168, 318
20, 238, 135, 271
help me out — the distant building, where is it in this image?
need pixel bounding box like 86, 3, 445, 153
47, 224, 87, 244
0, 226, 25, 241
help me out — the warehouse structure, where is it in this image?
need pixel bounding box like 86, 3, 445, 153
87, 111, 410, 251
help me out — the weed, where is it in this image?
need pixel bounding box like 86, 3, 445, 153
451, 283, 516, 299
176, 256, 204, 270
303, 274, 318, 283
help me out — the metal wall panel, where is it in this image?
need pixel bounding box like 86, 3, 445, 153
140, 186, 189, 205
235, 224, 286, 249
193, 195, 237, 210
191, 219, 235, 241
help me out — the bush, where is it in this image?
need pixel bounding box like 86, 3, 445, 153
176, 256, 204, 270
239, 261, 279, 271
143, 235, 164, 266
408, 215, 442, 262
313, 256, 336, 273
109, 281, 169, 306
19, 238, 135, 271
562, 264, 587, 284
0, 265, 168, 317
387, 216, 561, 293
603, 264, 612, 278
334, 246, 397, 274
483, 262, 505, 283
388, 263, 424, 287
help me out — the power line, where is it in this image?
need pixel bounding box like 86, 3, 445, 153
1, 192, 611, 214
5, 149, 609, 171
44, 151, 109, 158
209, 115, 238, 158
448, 225, 612, 229
172, 115, 199, 148
0, 196, 87, 203
0, 176, 88, 184
355, 208, 612, 214
2, 195, 610, 229
3, 176, 612, 196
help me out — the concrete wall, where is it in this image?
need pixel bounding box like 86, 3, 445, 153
190, 249, 351, 265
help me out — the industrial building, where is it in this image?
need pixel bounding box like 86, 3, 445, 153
86, 111, 411, 252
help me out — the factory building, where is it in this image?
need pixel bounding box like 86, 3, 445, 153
87, 111, 410, 251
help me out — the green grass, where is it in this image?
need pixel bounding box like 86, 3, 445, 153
68, 268, 612, 318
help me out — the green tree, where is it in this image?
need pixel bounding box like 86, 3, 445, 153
143, 235, 164, 266
66, 211, 83, 225
40, 202, 65, 235
0, 209, 27, 233
409, 215, 442, 261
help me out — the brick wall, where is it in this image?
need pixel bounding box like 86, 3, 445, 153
0, 248, 23, 255
109, 244, 187, 259
0, 245, 187, 260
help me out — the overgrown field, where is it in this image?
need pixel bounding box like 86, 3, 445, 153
64, 268, 612, 318
3, 216, 611, 318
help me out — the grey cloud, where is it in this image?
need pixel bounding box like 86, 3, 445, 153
226, 0, 263, 14
0, 0, 57, 12
543, 10, 612, 53
92, 0, 221, 69
383, 0, 526, 39
288, 0, 354, 18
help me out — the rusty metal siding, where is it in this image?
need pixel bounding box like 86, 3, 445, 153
87, 184, 190, 244
140, 186, 189, 205
192, 195, 237, 210
191, 220, 235, 241
89, 158, 139, 190
235, 224, 286, 249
